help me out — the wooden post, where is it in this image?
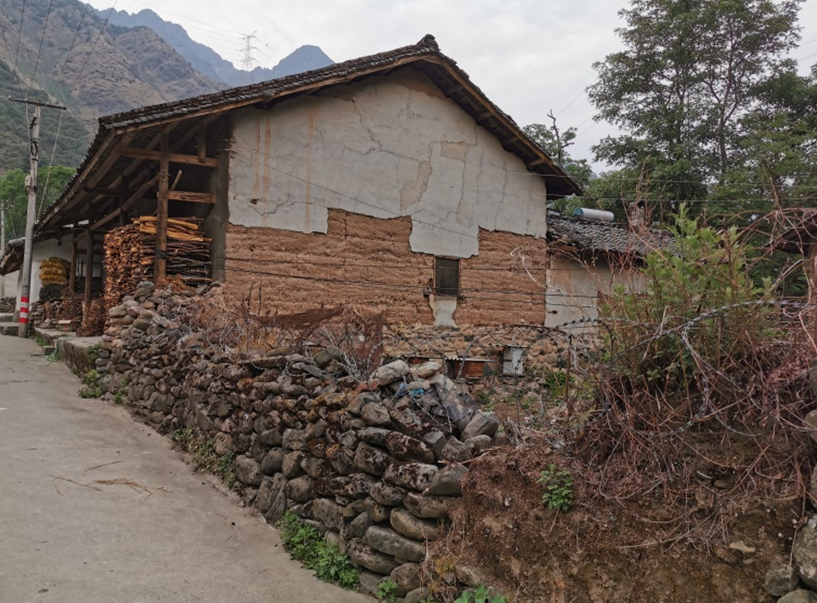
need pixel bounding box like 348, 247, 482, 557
69, 236, 77, 292
119, 181, 128, 227
196, 123, 207, 164
84, 227, 93, 312
155, 132, 169, 284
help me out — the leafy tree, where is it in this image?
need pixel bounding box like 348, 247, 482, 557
588, 0, 803, 208
524, 115, 593, 187
0, 166, 76, 241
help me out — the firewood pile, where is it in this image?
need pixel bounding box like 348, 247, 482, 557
79, 297, 106, 336
104, 216, 211, 312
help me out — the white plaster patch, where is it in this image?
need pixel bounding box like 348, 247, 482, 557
227, 68, 549, 259
429, 295, 457, 328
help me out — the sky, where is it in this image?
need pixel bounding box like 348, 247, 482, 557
85, 0, 817, 172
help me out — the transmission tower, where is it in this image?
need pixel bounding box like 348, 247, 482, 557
239, 32, 259, 72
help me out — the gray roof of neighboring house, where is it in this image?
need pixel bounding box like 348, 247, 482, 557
547, 214, 674, 257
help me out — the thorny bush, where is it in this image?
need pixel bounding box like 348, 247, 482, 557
570, 207, 815, 545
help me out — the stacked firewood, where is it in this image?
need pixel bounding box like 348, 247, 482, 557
135, 216, 211, 284
56, 290, 84, 322
103, 216, 211, 313
103, 224, 146, 315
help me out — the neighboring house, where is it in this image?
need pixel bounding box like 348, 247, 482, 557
16, 35, 585, 329
0, 237, 75, 309
545, 211, 674, 327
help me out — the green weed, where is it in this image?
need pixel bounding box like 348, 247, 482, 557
538, 463, 574, 511
377, 578, 398, 602
78, 369, 103, 398
278, 511, 359, 589
455, 585, 508, 603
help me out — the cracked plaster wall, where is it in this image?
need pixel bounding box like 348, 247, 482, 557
226, 68, 549, 260
546, 255, 644, 328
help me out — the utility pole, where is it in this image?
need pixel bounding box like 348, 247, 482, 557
0, 200, 6, 299
9, 97, 66, 337
239, 32, 259, 81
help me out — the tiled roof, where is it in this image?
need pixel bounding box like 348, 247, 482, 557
547, 214, 674, 257
36, 34, 583, 233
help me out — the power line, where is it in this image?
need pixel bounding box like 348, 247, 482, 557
67, 1, 119, 99
11, 0, 27, 98
53, 0, 91, 94
229, 144, 816, 209
221, 264, 595, 309
30, 0, 54, 84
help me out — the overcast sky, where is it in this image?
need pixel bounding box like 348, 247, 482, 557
87, 0, 817, 171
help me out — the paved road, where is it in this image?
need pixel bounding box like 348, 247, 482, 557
0, 335, 370, 603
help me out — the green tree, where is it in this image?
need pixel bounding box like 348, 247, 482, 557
524, 114, 593, 187
588, 0, 803, 207
0, 166, 76, 241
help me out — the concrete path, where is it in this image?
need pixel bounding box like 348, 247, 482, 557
0, 335, 370, 603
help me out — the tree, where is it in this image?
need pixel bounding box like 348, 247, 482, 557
0, 166, 76, 242
524, 114, 593, 187
588, 0, 803, 207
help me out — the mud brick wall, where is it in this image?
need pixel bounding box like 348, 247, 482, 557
224, 209, 547, 326
96, 284, 505, 600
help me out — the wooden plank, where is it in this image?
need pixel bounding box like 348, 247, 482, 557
167, 191, 215, 204
115, 146, 218, 167
155, 133, 170, 284
527, 158, 548, 167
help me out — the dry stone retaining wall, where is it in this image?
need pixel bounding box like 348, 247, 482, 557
96, 282, 503, 600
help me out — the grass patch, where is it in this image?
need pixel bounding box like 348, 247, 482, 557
278, 510, 359, 589
78, 369, 103, 398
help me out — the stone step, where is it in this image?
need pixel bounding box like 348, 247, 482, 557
0, 322, 19, 336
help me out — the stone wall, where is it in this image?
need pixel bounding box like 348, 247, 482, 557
96, 282, 504, 601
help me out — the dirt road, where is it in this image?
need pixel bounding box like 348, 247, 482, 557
0, 334, 370, 603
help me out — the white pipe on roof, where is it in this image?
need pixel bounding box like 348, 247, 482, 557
573, 208, 615, 222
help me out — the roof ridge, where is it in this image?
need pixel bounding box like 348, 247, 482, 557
99, 34, 443, 129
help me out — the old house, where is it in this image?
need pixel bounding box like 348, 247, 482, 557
19, 35, 586, 330
545, 210, 674, 327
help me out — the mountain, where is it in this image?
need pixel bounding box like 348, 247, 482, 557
0, 0, 221, 169
0, 0, 333, 172
99, 8, 334, 87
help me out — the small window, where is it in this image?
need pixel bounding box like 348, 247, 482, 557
434, 257, 459, 297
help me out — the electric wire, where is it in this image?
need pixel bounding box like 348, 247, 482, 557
10, 0, 27, 98
67, 1, 119, 99
52, 0, 91, 95
29, 0, 54, 84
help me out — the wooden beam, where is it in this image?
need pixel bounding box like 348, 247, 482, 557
473, 110, 493, 121
115, 146, 218, 167
527, 158, 548, 168
155, 133, 170, 284
83, 186, 119, 196
502, 135, 520, 145
167, 191, 215, 204
90, 175, 158, 231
